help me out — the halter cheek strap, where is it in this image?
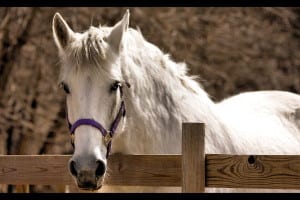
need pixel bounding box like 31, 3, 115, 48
66, 84, 127, 158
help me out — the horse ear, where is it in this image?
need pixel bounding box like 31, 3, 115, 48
107, 9, 130, 54
52, 12, 74, 51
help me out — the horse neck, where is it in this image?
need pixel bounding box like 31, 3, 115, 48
112, 31, 235, 154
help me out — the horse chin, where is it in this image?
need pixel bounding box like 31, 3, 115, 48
78, 184, 102, 191
76, 178, 104, 191
77, 180, 103, 191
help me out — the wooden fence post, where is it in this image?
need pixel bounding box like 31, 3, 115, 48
182, 123, 205, 193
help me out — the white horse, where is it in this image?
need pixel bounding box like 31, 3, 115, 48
52, 10, 300, 192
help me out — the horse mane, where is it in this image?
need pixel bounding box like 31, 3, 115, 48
116, 27, 235, 154
123, 27, 210, 97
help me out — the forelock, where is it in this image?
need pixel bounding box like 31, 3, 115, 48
65, 26, 110, 67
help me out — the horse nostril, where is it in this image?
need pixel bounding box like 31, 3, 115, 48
69, 160, 78, 177
95, 160, 106, 177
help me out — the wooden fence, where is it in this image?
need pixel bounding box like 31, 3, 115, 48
1, 123, 300, 192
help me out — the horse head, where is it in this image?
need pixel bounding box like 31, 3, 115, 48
52, 10, 130, 190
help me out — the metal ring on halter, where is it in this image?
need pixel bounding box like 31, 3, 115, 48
104, 131, 112, 146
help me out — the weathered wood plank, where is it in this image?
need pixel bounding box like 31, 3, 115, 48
0, 155, 73, 185
182, 123, 205, 192
107, 155, 181, 186
0, 155, 181, 186
206, 154, 300, 189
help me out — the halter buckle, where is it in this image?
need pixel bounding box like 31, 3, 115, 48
104, 132, 112, 145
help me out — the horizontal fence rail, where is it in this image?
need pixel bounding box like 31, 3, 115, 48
1, 154, 300, 189
0, 154, 182, 186
1, 123, 300, 192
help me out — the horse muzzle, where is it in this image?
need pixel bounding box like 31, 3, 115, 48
76, 170, 103, 190
68, 158, 106, 190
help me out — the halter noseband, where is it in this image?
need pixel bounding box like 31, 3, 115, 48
66, 83, 128, 158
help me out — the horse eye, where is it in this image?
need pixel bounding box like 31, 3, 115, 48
59, 82, 70, 94
111, 81, 121, 91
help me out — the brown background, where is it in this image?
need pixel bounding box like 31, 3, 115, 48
0, 7, 300, 192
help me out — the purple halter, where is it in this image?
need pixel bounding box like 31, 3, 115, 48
66, 85, 127, 158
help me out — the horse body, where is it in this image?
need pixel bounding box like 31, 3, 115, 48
217, 91, 300, 155
52, 10, 300, 192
